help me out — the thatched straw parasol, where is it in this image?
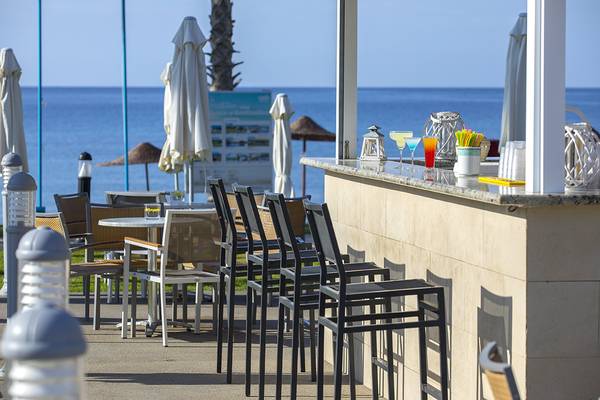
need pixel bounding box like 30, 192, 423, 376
290, 116, 335, 196
99, 142, 161, 191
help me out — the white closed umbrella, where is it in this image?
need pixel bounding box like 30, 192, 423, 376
0, 48, 28, 171
167, 17, 212, 164
158, 62, 182, 175
271, 93, 295, 197
500, 13, 527, 150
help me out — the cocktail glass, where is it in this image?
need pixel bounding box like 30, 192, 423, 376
390, 131, 413, 167
405, 137, 421, 166
422, 137, 438, 169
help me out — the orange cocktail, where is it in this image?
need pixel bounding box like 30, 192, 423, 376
422, 137, 438, 169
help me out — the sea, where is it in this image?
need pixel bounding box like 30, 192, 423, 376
19, 87, 600, 210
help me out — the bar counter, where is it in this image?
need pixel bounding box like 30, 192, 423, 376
302, 157, 600, 400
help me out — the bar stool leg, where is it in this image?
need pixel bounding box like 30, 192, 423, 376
316, 296, 326, 399
131, 277, 137, 338
245, 284, 254, 396
172, 284, 178, 321
417, 294, 428, 400
369, 276, 379, 400
309, 308, 317, 382
290, 302, 301, 399
333, 305, 346, 400
216, 270, 226, 373
437, 289, 449, 400
385, 298, 395, 400
258, 282, 268, 399
226, 272, 236, 383
182, 283, 188, 324
300, 311, 307, 373
275, 277, 287, 399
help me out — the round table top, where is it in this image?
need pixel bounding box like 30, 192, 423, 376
98, 217, 165, 228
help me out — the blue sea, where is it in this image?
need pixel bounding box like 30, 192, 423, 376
20, 87, 600, 210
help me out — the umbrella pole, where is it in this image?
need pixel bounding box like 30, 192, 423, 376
144, 163, 150, 191
188, 160, 194, 205
301, 139, 307, 197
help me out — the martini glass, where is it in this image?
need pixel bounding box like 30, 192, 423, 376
390, 131, 413, 167
405, 137, 421, 166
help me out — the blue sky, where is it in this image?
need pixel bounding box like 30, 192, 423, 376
2, 0, 599, 87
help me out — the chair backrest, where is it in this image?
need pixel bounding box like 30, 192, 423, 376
265, 193, 298, 252
226, 191, 264, 220
54, 193, 91, 239
233, 184, 267, 247
208, 178, 237, 244
161, 209, 221, 269
479, 342, 521, 400
260, 195, 309, 240
89, 204, 147, 252
304, 200, 346, 280
35, 213, 68, 238
105, 191, 166, 206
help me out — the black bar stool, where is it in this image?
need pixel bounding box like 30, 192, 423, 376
305, 201, 449, 400
233, 185, 319, 399
266, 193, 393, 399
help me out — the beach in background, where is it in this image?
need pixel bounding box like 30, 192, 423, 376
20, 87, 600, 209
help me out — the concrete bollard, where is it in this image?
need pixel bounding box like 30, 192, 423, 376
77, 152, 92, 198
17, 226, 70, 310
1, 301, 87, 399
5, 172, 36, 319
0, 152, 24, 298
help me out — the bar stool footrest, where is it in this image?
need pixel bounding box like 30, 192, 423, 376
422, 383, 443, 400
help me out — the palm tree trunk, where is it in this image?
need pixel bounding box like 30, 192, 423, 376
208, 0, 242, 91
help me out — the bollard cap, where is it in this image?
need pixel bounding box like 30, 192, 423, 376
1, 302, 87, 360
17, 226, 70, 262
1, 152, 23, 168
7, 172, 36, 192
79, 152, 92, 161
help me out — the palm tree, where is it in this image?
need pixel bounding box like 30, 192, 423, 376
208, 0, 242, 91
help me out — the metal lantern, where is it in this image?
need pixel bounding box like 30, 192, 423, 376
360, 125, 387, 161
424, 111, 465, 161
5, 172, 37, 318
78, 152, 92, 197
17, 227, 70, 310
1, 152, 24, 298
564, 122, 600, 193
1, 302, 87, 399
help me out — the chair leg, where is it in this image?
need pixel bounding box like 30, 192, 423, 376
226, 273, 236, 384
83, 275, 91, 320
182, 283, 188, 324
216, 271, 226, 374
93, 275, 101, 331
131, 277, 137, 338
211, 284, 218, 333
417, 294, 427, 400
333, 305, 346, 400
369, 275, 379, 400
160, 281, 169, 347
258, 285, 268, 399
194, 282, 201, 334
115, 277, 120, 304
346, 306, 357, 400
121, 245, 130, 340
172, 284, 178, 322
437, 289, 449, 400
385, 298, 395, 400
300, 311, 306, 373
309, 308, 317, 382
245, 285, 254, 396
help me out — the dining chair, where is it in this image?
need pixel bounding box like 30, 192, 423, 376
305, 200, 449, 400
265, 192, 391, 399
35, 212, 145, 329
233, 185, 318, 398
121, 209, 221, 347
105, 191, 166, 206
480, 341, 521, 400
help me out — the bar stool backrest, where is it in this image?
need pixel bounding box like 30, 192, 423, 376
479, 341, 521, 400
265, 193, 301, 262
304, 200, 346, 283
208, 178, 237, 246
233, 184, 267, 249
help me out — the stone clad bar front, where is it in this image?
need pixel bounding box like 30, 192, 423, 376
303, 157, 600, 400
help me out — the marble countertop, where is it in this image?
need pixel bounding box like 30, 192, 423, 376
301, 157, 600, 207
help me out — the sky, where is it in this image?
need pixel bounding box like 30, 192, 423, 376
1, 0, 599, 88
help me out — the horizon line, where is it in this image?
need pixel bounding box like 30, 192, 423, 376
19, 85, 600, 90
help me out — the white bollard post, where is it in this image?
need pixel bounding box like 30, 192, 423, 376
1, 302, 87, 399
5, 172, 36, 319
17, 226, 70, 310
0, 152, 24, 298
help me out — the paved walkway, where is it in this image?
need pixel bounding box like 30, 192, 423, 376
2, 295, 370, 399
